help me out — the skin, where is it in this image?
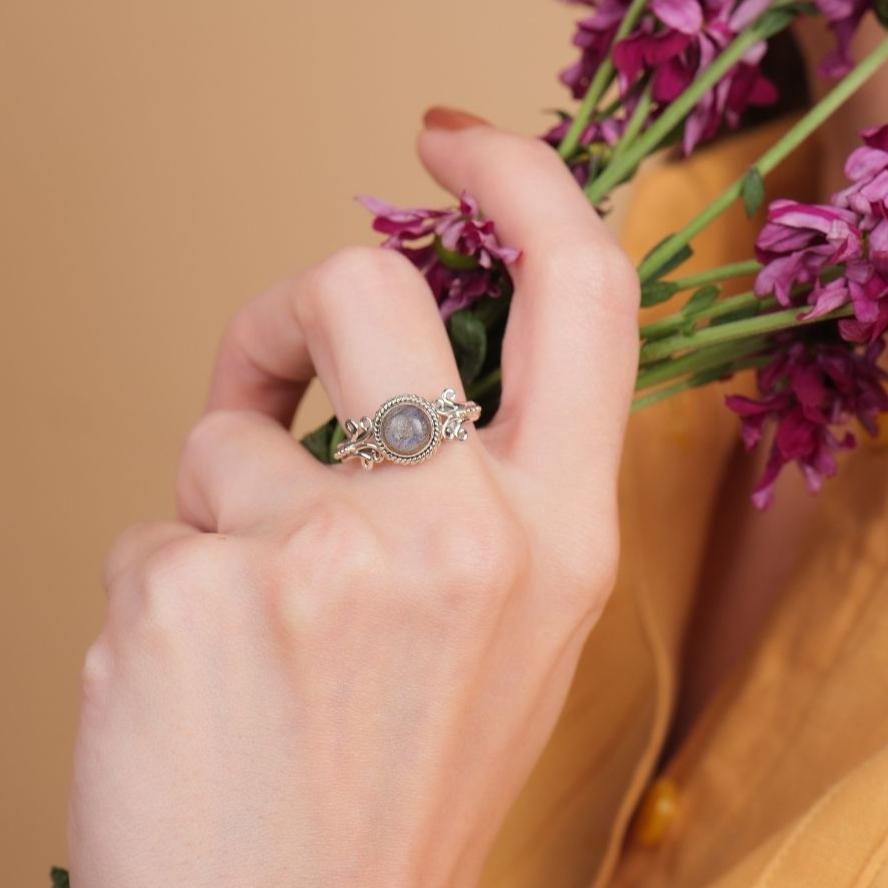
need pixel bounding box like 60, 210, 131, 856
67, 116, 640, 887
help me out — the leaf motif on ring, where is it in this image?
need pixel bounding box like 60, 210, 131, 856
435, 388, 481, 442
338, 417, 384, 470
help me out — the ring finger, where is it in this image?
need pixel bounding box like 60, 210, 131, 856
178, 245, 473, 530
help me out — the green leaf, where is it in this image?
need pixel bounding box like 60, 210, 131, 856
640, 280, 680, 308
755, 5, 799, 36
328, 421, 346, 462
50, 868, 70, 888
300, 416, 340, 464
683, 284, 720, 316
447, 310, 487, 386
547, 108, 572, 124
679, 284, 718, 333
472, 293, 510, 328
876, 0, 888, 28
640, 237, 694, 282
741, 167, 766, 218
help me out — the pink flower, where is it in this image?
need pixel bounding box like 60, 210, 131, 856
754, 129, 888, 342
753, 200, 863, 304
814, 0, 872, 77
833, 124, 888, 270
613, 0, 777, 153
560, 0, 778, 156
560, 0, 630, 99
358, 192, 520, 319
731, 128, 888, 506
726, 337, 888, 508
541, 113, 627, 186
840, 301, 888, 345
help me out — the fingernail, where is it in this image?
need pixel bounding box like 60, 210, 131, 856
423, 106, 489, 131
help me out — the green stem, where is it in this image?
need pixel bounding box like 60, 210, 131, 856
593, 94, 625, 121
558, 0, 650, 159
593, 80, 647, 122
607, 82, 654, 169
640, 303, 854, 365
640, 290, 763, 340
669, 259, 760, 292
632, 354, 770, 411
585, 7, 790, 204
641, 267, 842, 340
636, 36, 888, 282
636, 335, 770, 390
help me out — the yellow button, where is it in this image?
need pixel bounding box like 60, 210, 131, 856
632, 777, 680, 848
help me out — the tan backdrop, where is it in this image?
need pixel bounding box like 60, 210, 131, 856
0, 0, 578, 881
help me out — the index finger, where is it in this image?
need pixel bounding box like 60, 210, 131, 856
417, 112, 640, 485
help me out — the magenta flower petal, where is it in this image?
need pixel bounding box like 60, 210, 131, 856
755, 254, 807, 303
360, 191, 520, 320
735, 127, 888, 505
815, 0, 870, 78
727, 339, 888, 508
561, 0, 782, 155
728, 0, 771, 30
652, 55, 695, 102
612, 31, 650, 84
651, 0, 703, 33
801, 278, 850, 320
843, 146, 888, 182
863, 125, 888, 152
869, 219, 888, 274
754, 199, 864, 304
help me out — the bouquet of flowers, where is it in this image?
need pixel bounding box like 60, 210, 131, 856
300, 0, 888, 509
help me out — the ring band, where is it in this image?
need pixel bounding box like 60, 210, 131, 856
334, 388, 481, 470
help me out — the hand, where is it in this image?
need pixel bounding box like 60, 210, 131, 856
68, 113, 639, 888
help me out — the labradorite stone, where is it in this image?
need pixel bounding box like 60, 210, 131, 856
381, 404, 433, 456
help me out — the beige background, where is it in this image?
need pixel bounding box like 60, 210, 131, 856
0, 1, 578, 881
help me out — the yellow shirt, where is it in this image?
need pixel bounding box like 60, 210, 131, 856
479, 118, 888, 888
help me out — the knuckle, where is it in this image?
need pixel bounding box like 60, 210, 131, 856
265, 500, 386, 639
302, 245, 416, 319
263, 495, 526, 640
136, 535, 232, 637
177, 411, 256, 520
103, 522, 154, 588
535, 238, 640, 336
598, 243, 641, 313
181, 409, 247, 468
424, 506, 528, 610
291, 498, 386, 585
222, 302, 259, 367
79, 637, 113, 709
550, 521, 621, 605
529, 237, 597, 293
548, 237, 632, 287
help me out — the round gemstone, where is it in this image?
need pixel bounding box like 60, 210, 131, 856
380, 403, 434, 456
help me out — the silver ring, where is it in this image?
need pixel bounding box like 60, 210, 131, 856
334, 388, 481, 470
